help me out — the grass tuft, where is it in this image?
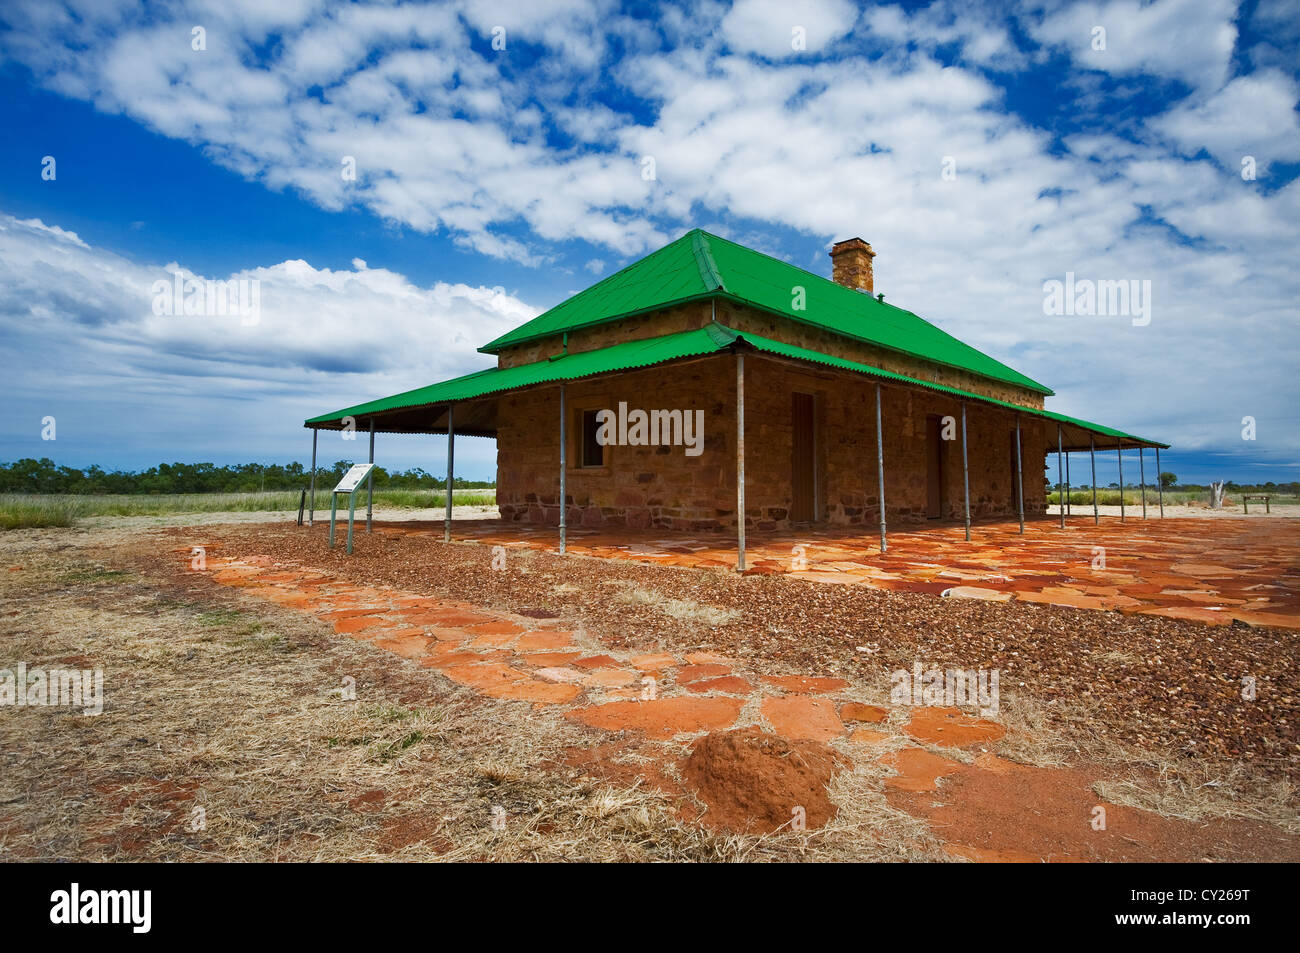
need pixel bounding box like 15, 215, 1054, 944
612, 583, 741, 626
0, 496, 87, 529
0, 489, 496, 529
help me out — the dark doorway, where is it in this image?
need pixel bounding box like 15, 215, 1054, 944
791, 392, 815, 522
581, 409, 604, 468
926, 414, 945, 519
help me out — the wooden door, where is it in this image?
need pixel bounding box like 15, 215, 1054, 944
926, 415, 944, 519
791, 392, 815, 522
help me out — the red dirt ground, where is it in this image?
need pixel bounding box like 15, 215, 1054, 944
890, 753, 1299, 863
682, 727, 845, 834
167, 537, 1299, 861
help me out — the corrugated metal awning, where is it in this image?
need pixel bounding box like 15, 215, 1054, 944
304, 323, 1167, 450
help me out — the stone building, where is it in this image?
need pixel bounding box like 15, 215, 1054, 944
306, 230, 1165, 559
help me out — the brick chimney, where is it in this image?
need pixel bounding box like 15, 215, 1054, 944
830, 237, 875, 293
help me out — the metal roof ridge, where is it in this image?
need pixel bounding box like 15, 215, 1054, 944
691, 230, 726, 293
703, 322, 740, 346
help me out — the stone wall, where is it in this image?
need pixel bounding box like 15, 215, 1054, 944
495, 351, 1049, 532
737, 356, 1048, 529
496, 357, 735, 531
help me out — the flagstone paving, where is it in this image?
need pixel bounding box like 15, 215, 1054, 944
189, 547, 1299, 860
197, 549, 1003, 804
368, 515, 1300, 629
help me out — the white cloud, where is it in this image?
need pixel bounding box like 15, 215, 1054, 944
1, 0, 654, 261
1151, 71, 1300, 175
0, 213, 536, 470
861, 1, 1027, 69
720, 0, 857, 57
1029, 0, 1238, 94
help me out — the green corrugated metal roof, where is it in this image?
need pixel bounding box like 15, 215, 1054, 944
479, 232, 713, 353
304, 324, 733, 426
479, 229, 1053, 396
305, 321, 1165, 448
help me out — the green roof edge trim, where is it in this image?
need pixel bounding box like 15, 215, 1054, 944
481, 286, 1052, 396
305, 325, 730, 426
305, 322, 1165, 449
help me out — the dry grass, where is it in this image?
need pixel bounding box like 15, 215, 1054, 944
993, 688, 1299, 833
0, 546, 717, 861
0, 490, 499, 531
1090, 649, 1142, 666
994, 689, 1103, 768
1093, 762, 1299, 835
612, 582, 741, 627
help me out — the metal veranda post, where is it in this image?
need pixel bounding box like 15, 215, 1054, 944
1090, 434, 1099, 525
1139, 446, 1147, 519
308, 427, 318, 526
1117, 440, 1125, 522
875, 383, 887, 553
736, 352, 746, 571
1057, 425, 1064, 529
1156, 446, 1165, 517
445, 405, 455, 544
1015, 413, 1024, 534
1065, 450, 1071, 517
961, 402, 971, 542
559, 384, 567, 555
365, 419, 375, 532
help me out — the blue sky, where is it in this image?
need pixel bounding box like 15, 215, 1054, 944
1, 0, 1297, 485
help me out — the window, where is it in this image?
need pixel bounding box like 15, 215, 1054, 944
580, 408, 604, 468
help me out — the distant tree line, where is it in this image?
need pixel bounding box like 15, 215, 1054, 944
1051, 475, 1298, 493
0, 459, 494, 494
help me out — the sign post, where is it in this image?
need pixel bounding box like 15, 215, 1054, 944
328, 463, 375, 555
